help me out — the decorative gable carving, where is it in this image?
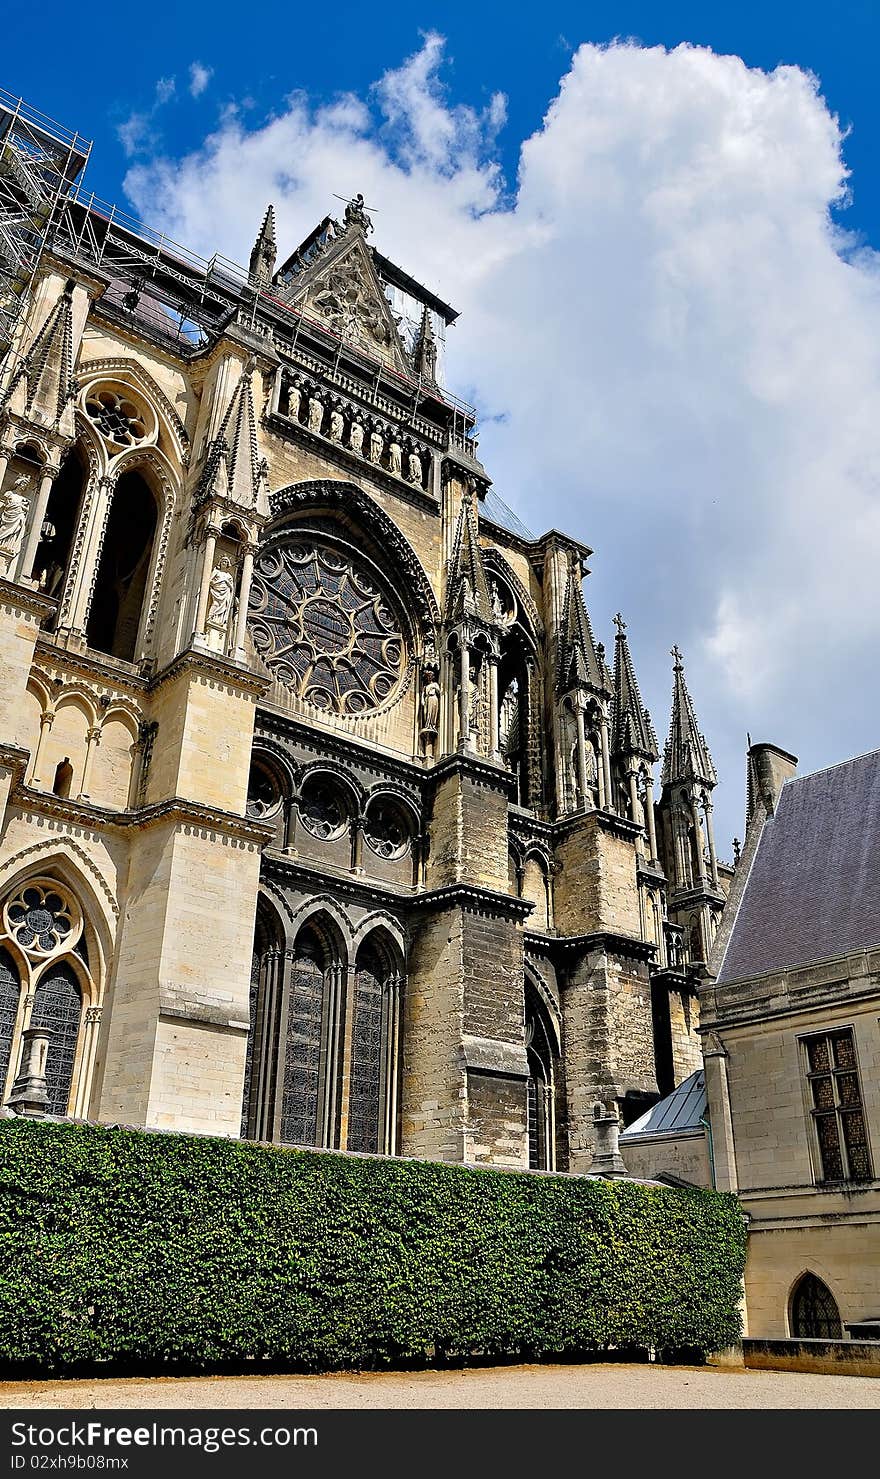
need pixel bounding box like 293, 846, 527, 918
288, 235, 411, 375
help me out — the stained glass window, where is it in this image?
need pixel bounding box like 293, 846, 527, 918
280, 932, 326, 1147
790, 1273, 842, 1339
525, 992, 555, 1172
299, 779, 348, 840
6, 883, 75, 957
247, 539, 406, 715
30, 962, 81, 1116
347, 946, 388, 1154
0, 949, 20, 1099
363, 799, 411, 860
803, 1028, 872, 1183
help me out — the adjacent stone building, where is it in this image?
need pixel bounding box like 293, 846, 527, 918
0, 98, 732, 1172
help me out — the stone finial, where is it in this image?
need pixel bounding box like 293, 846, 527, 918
5, 1026, 52, 1116
589, 1100, 628, 1178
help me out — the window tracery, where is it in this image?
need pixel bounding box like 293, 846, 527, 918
84, 387, 148, 447
248, 539, 406, 716
299, 778, 349, 841
4, 880, 81, 959
363, 799, 411, 860
246, 761, 283, 820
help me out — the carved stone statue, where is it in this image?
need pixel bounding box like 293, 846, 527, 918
329, 408, 344, 443
368, 429, 384, 465
420, 673, 441, 735
490, 581, 505, 624
0, 490, 30, 553
388, 439, 402, 477
343, 192, 374, 234
307, 394, 324, 434
207, 557, 235, 629
406, 451, 422, 486
288, 382, 302, 422
349, 419, 364, 455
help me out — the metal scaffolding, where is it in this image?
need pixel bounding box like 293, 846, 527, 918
0, 88, 91, 373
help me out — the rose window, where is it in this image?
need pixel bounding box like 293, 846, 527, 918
299, 779, 348, 840
85, 388, 148, 446
364, 798, 411, 859
4, 881, 80, 958
248, 539, 406, 716
246, 762, 282, 820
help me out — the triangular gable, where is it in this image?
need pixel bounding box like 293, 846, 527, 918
286, 229, 411, 375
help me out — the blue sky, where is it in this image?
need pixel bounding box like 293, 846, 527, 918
5, 5, 880, 852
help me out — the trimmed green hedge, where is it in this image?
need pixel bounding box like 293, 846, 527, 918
0, 1118, 746, 1373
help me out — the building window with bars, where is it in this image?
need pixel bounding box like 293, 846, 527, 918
801, 1028, 872, 1184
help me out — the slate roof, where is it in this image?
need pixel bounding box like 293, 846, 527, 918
716, 748, 880, 983
481, 488, 534, 541
621, 1070, 707, 1137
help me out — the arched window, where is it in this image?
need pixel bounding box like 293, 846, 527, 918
240, 899, 283, 1140
348, 936, 401, 1155
280, 924, 336, 1148
86, 470, 158, 662
34, 445, 88, 604
0, 948, 21, 1100
525, 983, 558, 1172
30, 961, 82, 1115
790, 1273, 842, 1340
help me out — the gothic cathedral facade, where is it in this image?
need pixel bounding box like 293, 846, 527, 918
0, 111, 732, 1171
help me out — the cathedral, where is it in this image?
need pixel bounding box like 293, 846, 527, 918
0, 97, 732, 1172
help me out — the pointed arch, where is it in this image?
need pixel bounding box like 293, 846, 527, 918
76, 357, 190, 462
789, 1272, 842, 1340
348, 924, 405, 1156
525, 973, 561, 1171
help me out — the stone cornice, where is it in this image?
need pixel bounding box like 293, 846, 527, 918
39, 249, 112, 298
650, 965, 699, 996
0, 578, 56, 623
261, 849, 416, 906
700, 947, 880, 1031
150, 647, 270, 699
431, 751, 518, 797
34, 637, 149, 696
11, 785, 272, 845
526, 927, 656, 965
0, 744, 29, 780
526, 528, 594, 569
255, 707, 426, 793
412, 882, 534, 922
554, 807, 643, 842
668, 881, 727, 908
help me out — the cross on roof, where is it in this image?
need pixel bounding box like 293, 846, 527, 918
671, 644, 684, 668
613, 613, 627, 636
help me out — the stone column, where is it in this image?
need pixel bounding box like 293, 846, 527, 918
21, 462, 59, 580
599, 713, 613, 813
194, 525, 219, 639
74, 1005, 102, 1117
351, 815, 364, 873
77, 726, 101, 801
590, 1101, 628, 1177
691, 796, 707, 886
488, 652, 500, 761
574, 702, 589, 806
232, 543, 256, 659
644, 773, 659, 863
0, 444, 12, 491
704, 798, 719, 887
284, 795, 298, 852
702, 1033, 738, 1192
6, 1026, 51, 1115
457, 639, 471, 752
29, 710, 54, 788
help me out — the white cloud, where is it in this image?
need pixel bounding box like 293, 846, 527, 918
189, 62, 213, 100
122, 36, 880, 853
118, 75, 177, 157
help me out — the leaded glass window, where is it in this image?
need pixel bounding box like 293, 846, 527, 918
803, 1028, 872, 1183
347, 946, 388, 1154
0, 949, 20, 1099
5, 882, 77, 957
299, 779, 348, 840
30, 962, 81, 1116
363, 799, 411, 860
248, 539, 406, 715
280, 933, 326, 1146
790, 1273, 842, 1340
525, 988, 556, 1172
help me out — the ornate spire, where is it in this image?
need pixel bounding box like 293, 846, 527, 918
446, 483, 493, 624
200, 360, 261, 506
2, 281, 75, 426
661, 645, 717, 788
249, 204, 277, 286
611, 614, 659, 760
412, 304, 438, 383
557, 556, 608, 694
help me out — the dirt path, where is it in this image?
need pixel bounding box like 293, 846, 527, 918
1, 1361, 878, 1409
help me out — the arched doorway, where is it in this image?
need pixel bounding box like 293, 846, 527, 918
30, 961, 82, 1115
86, 470, 158, 661
525, 982, 559, 1171
347, 933, 402, 1156
790, 1273, 842, 1339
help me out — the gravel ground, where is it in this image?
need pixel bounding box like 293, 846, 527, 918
1, 1362, 879, 1410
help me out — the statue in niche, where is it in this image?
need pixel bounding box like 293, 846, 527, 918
406, 450, 423, 486
287, 381, 302, 422
329, 407, 344, 443
490, 581, 505, 625
388, 439, 402, 477
420, 671, 441, 735
349, 419, 364, 455
0, 488, 30, 554
368, 428, 384, 464
207, 556, 235, 629
307, 394, 324, 434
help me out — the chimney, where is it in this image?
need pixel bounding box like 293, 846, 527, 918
747, 742, 798, 822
